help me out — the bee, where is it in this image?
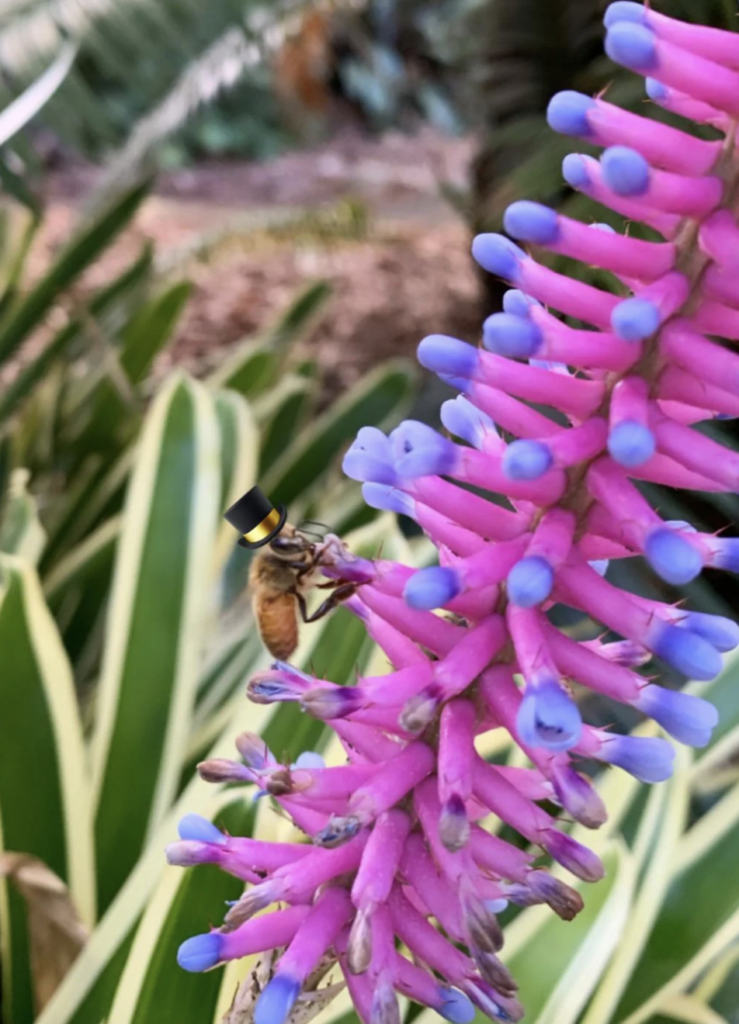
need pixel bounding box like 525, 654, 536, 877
249, 523, 359, 660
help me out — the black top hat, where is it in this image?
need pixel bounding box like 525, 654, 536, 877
224, 486, 287, 549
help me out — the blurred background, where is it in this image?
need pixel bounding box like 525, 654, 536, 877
2, 2, 739, 1024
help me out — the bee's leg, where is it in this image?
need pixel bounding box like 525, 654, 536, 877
294, 583, 357, 624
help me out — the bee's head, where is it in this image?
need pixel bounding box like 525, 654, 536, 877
269, 526, 313, 559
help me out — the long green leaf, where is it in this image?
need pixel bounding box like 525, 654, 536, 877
0, 182, 148, 366
0, 555, 94, 1024
262, 360, 416, 508
0, 41, 76, 146
90, 373, 220, 913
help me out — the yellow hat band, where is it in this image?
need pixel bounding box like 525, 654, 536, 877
243, 507, 282, 545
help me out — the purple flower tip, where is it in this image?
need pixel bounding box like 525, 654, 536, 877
604, 2, 647, 28
645, 528, 703, 585
255, 974, 301, 1024
611, 296, 661, 341
600, 735, 675, 783
483, 313, 542, 358
441, 395, 496, 449
404, 566, 461, 610
605, 21, 658, 72
503, 440, 552, 480
177, 933, 223, 972
439, 988, 477, 1024
601, 146, 650, 197
546, 91, 595, 137
635, 684, 719, 748
608, 420, 656, 467
646, 77, 668, 101
517, 680, 582, 751
652, 623, 723, 681
712, 538, 739, 574
562, 153, 592, 190
682, 612, 739, 653
343, 430, 397, 485
507, 556, 554, 608
417, 335, 480, 380
177, 814, 226, 845
391, 420, 457, 478
471, 234, 525, 281
503, 289, 541, 317
504, 201, 559, 246
362, 483, 416, 518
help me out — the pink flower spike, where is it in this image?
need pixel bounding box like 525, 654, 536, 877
339, 935, 375, 1024
703, 263, 739, 310
493, 765, 553, 803
692, 301, 739, 342
700, 210, 739, 270
221, 906, 312, 963
660, 321, 739, 396
434, 616, 507, 694
504, 201, 675, 281
388, 886, 473, 987
352, 809, 411, 912
562, 152, 680, 238
608, 376, 654, 468
632, 5, 739, 69
451, 536, 529, 592
607, 26, 739, 119
527, 306, 640, 372
462, 380, 564, 439
469, 825, 534, 883
439, 699, 477, 849
478, 351, 605, 419
349, 742, 435, 825
401, 833, 466, 941
358, 589, 459, 656
558, 92, 721, 175
658, 366, 739, 419
651, 414, 739, 491
647, 81, 730, 130
409, 476, 530, 542
543, 622, 642, 703
277, 886, 353, 983
472, 757, 553, 846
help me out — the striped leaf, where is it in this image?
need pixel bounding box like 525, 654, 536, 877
0, 556, 94, 1024
90, 373, 221, 914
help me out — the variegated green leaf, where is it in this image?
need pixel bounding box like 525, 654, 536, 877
91, 373, 220, 913
0, 555, 94, 1024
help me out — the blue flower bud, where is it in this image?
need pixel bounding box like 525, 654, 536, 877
611, 297, 661, 341
292, 751, 326, 770
645, 528, 703, 585
177, 814, 226, 844
503, 289, 540, 317
604, 1, 647, 27
417, 335, 480, 379
483, 313, 543, 358
439, 988, 476, 1024
562, 153, 592, 189
601, 146, 650, 196
547, 91, 595, 137
608, 420, 656, 467
682, 612, 739, 653
507, 556, 554, 608
504, 201, 560, 246
635, 684, 719, 748
646, 77, 668, 101
517, 680, 582, 751
343, 429, 397, 485
503, 440, 553, 480
441, 395, 496, 449
440, 373, 473, 393
391, 421, 458, 478
177, 933, 224, 972
652, 623, 723, 680
404, 566, 461, 610
471, 234, 525, 280
361, 483, 416, 518
599, 735, 675, 783
255, 974, 302, 1024
605, 22, 658, 71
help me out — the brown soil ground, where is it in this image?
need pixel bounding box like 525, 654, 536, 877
34, 126, 484, 403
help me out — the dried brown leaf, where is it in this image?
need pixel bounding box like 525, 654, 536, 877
0, 852, 88, 1013
221, 948, 345, 1024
